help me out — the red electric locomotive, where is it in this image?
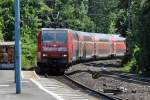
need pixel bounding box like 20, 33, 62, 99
37, 28, 127, 74
37, 28, 74, 74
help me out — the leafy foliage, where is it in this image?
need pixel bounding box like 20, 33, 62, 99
131, 0, 150, 72
88, 0, 128, 35
0, 8, 3, 41
46, 0, 96, 32
0, 0, 14, 41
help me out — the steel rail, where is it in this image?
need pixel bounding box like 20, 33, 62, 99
82, 59, 150, 86
64, 74, 122, 100
101, 69, 150, 86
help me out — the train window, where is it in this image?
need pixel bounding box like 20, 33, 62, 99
73, 31, 77, 40
99, 38, 109, 42
42, 30, 67, 43
84, 36, 92, 41
42, 33, 55, 42
98, 36, 109, 42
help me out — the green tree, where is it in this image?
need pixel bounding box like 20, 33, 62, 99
45, 0, 96, 32
0, 0, 14, 41
0, 5, 4, 41
88, 0, 123, 34
20, 0, 47, 68
132, 0, 150, 72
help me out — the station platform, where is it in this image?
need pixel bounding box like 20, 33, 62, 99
0, 70, 58, 100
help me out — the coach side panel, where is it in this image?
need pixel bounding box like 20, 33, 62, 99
72, 31, 79, 62
67, 31, 73, 63
115, 40, 126, 56
84, 36, 95, 59
95, 35, 112, 58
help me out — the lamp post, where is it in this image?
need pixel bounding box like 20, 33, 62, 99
15, 0, 22, 94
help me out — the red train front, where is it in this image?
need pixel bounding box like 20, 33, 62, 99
37, 28, 72, 74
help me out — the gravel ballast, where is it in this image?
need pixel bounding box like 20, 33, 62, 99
65, 60, 150, 100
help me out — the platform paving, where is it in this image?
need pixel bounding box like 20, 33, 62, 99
0, 70, 57, 100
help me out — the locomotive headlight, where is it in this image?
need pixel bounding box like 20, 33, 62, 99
63, 54, 67, 57
58, 47, 67, 52
43, 53, 48, 57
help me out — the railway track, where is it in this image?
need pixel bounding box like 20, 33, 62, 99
63, 74, 122, 100
83, 59, 150, 86
79, 59, 150, 86
100, 69, 150, 86
65, 59, 150, 100
35, 59, 150, 100
39, 73, 123, 100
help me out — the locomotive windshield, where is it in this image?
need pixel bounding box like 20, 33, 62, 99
42, 30, 67, 43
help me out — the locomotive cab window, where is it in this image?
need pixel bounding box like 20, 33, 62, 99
42, 30, 67, 43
